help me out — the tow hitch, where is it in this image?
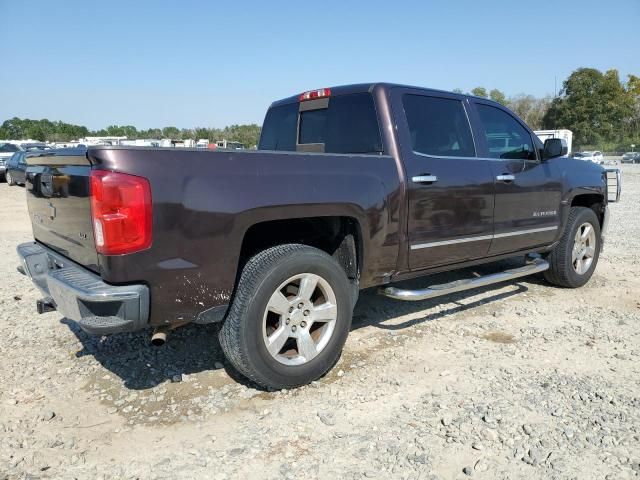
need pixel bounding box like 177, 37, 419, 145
36, 298, 56, 314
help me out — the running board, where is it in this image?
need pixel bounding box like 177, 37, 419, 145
378, 258, 549, 301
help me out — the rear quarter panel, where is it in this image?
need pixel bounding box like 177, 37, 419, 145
89, 147, 401, 326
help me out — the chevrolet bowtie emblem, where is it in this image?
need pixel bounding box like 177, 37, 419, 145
48, 202, 56, 220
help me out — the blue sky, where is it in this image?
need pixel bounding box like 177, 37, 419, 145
1, 0, 638, 130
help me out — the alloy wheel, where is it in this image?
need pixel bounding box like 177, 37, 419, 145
572, 222, 596, 275
262, 273, 338, 366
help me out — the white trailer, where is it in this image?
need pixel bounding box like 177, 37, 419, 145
534, 129, 573, 155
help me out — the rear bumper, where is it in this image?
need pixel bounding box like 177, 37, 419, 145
17, 242, 149, 335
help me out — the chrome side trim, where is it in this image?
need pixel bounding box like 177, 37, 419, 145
413, 151, 476, 161
493, 226, 558, 239
410, 226, 558, 250
379, 258, 550, 301
411, 234, 493, 250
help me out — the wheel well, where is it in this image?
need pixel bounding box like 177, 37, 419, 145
571, 194, 604, 227
238, 216, 362, 282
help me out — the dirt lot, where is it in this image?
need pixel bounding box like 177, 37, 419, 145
1, 164, 639, 480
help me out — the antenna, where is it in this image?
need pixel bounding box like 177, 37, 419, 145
554, 76, 557, 97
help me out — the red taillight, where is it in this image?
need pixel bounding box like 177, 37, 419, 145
89, 170, 152, 255
299, 88, 331, 102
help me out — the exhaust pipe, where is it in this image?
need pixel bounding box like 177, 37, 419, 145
151, 326, 169, 346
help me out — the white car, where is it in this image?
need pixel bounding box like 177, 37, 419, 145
0, 142, 24, 181
573, 151, 603, 164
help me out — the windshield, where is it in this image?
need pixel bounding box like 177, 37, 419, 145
0, 143, 21, 153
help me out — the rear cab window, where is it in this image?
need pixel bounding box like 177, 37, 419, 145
259, 92, 383, 154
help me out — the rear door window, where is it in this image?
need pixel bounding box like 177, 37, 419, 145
402, 95, 476, 157
476, 104, 536, 160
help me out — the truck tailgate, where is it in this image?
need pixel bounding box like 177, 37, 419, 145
25, 150, 99, 272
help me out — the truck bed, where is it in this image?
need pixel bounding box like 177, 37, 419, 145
25, 146, 402, 325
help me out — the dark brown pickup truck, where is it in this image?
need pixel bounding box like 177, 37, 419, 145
17, 83, 621, 389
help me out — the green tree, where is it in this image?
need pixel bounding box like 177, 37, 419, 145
507, 94, 552, 130
489, 89, 508, 105
161, 126, 181, 139
471, 87, 488, 98
180, 128, 194, 140
543, 68, 634, 148
193, 127, 210, 140
625, 75, 640, 145
218, 124, 261, 148
0, 117, 88, 141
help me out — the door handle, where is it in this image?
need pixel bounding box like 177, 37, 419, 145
412, 175, 438, 184
496, 174, 515, 182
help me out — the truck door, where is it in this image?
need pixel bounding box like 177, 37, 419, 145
391, 89, 495, 270
470, 100, 562, 255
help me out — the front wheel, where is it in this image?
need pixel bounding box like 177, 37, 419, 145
219, 244, 353, 389
544, 206, 601, 288
6, 172, 15, 186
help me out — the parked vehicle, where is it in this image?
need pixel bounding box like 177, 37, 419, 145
0, 141, 23, 181
534, 129, 573, 156
573, 151, 604, 164
20, 142, 51, 151
6, 151, 29, 186
16, 83, 621, 389
621, 152, 640, 164
215, 139, 245, 149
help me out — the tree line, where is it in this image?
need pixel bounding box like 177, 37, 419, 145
457, 68, 639, 151
2, 68, 638, 151
0, 119, 262, 149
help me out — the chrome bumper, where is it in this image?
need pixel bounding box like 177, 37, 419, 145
17, 242, 149, 335
601, 205, 610, 248
605, 168, 621, 203
602, 168, 620, 250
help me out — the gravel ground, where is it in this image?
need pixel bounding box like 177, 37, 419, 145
1, 164, 639, 480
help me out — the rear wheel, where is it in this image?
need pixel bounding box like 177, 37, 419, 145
6, 172, 15, 186
219, 244, 353, 389
544, 207, 601, 288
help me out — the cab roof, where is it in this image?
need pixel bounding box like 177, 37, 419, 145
269, 82, 491, 108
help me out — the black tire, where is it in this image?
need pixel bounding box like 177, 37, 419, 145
544, 207, 601, 288
219, 244, 353, 389
6, 172, 15, 186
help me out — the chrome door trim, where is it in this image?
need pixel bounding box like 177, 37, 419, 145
410, 234, 493, 250
492, 226, 558, 239
410, 225, 558, 250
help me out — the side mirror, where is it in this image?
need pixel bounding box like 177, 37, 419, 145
543, 138, 568, 160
